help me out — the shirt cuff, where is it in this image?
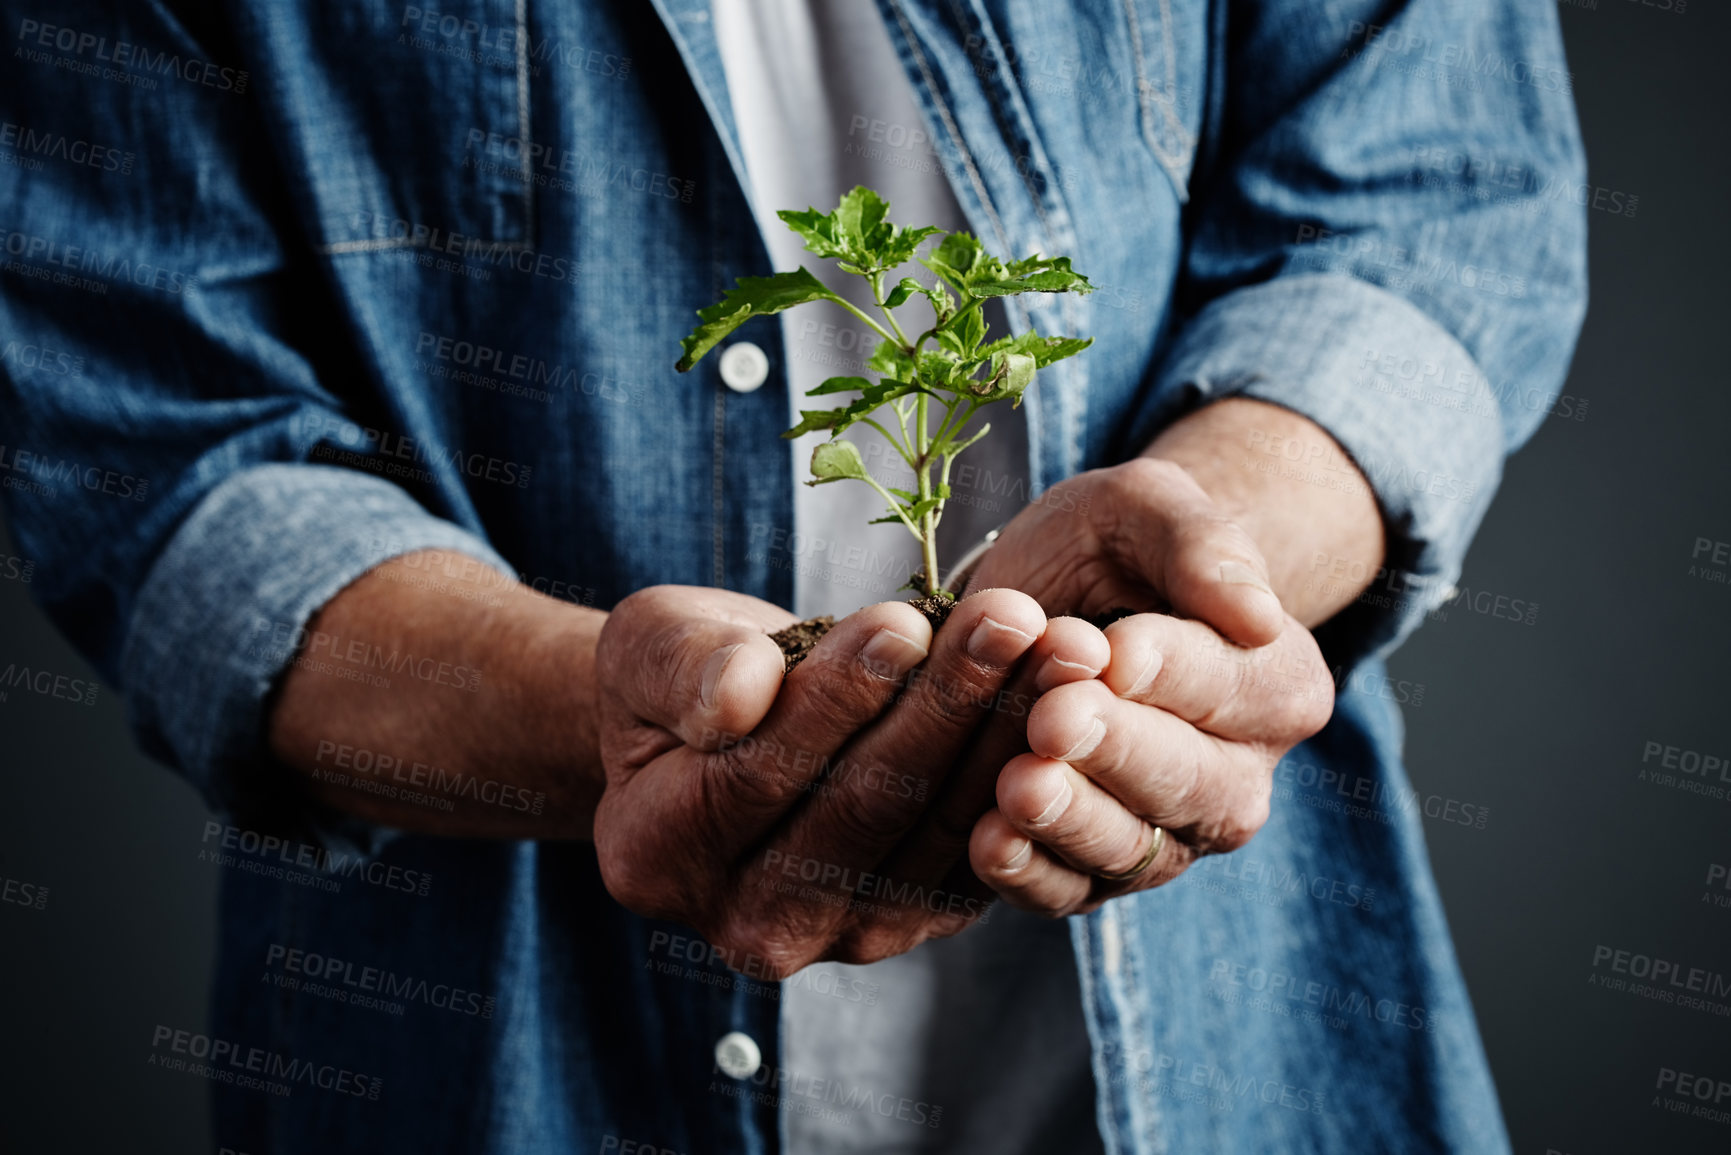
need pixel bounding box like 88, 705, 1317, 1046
119, 463, 516, 845
1139, 273, 1505, 665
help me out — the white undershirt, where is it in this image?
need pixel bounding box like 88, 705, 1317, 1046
712, 0, 1024, 621
714, 5, 1104, 1153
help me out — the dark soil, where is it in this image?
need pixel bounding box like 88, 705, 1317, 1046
770, 593, 957, 673
905, 593, 955, 631
769, 615, 835, 673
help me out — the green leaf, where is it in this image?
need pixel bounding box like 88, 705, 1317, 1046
777, 209, 849, 260
904, 495, 944, 523
936, 304, 986, 357
921, 232, 986, 289
808, 439, 871, 484
867, 340, 914, 379
878, 226, 944, 269
884, 277, 923, 310
782, 408, 847, 439
916, 349, 964, 387
678, 267, 835, 371
979, 331, 1094, 368
835, 187, 892, 257
807, 375, 874, 397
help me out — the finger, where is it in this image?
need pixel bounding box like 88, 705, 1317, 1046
968, 808, 1094, 916
865, 617, 1109, 879
995, 753, 1179, 884
1099, 458, 1285, 647
595, 600, 936, 923
1027, 680, 1271, 855
697, 599, 937, 853
833, 617, 1110, 958
598, 585, 796, 756
735, 588, 1045, 935
1099, 613, 1333, 743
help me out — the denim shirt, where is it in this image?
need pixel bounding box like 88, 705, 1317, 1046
0, 1, 1585, 1151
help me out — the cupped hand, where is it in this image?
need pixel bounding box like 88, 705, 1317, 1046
592, 583, 1105, 976
959, 457, 1336, 914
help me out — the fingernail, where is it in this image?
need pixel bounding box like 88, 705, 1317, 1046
859, 628, 929, 681
701, 644, 743, 710
1219, 560, 1274, 595
1127, 647, 1164, 699
1220, 561, 1284, 617
1058, 717, 1106, 762
968, 615, 1037, 665
1002, 839, 1033, 871
1035, 654, 1101, 693
1030, 778, 1073, 827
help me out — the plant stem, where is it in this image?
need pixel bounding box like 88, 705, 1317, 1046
827, 295, 897, 347
914, 391, 939, 596
872, 274, 913, 349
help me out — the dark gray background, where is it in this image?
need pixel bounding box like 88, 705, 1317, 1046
2, 2, 1725, 1152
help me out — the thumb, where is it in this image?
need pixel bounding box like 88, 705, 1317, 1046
1102, 459, 1286, 648
597, 585, 794, 751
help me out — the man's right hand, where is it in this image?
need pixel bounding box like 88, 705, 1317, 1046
593, 583, 1093, 978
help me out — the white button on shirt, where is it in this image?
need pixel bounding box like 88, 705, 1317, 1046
714, 1031, 762, 1079
718, 341, 770, 392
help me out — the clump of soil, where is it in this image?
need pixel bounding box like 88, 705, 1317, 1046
770, 593, 957, 673
906, 593, 955, 631
770, 615, 835, 673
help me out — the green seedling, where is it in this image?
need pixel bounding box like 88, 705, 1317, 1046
677, 185, 1093, 599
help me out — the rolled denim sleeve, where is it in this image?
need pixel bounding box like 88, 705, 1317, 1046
120, 465, 513, 823
1150, 274, 1500, 660
0, 3, 515, 828
1134, 0, 1589, 663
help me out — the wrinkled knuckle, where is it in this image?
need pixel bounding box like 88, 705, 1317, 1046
1208, 791, 1271, 855
598, 848, 681, 921
825, 789, 924, 851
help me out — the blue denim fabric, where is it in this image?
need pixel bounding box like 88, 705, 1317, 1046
0, 0, 1585, 1151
